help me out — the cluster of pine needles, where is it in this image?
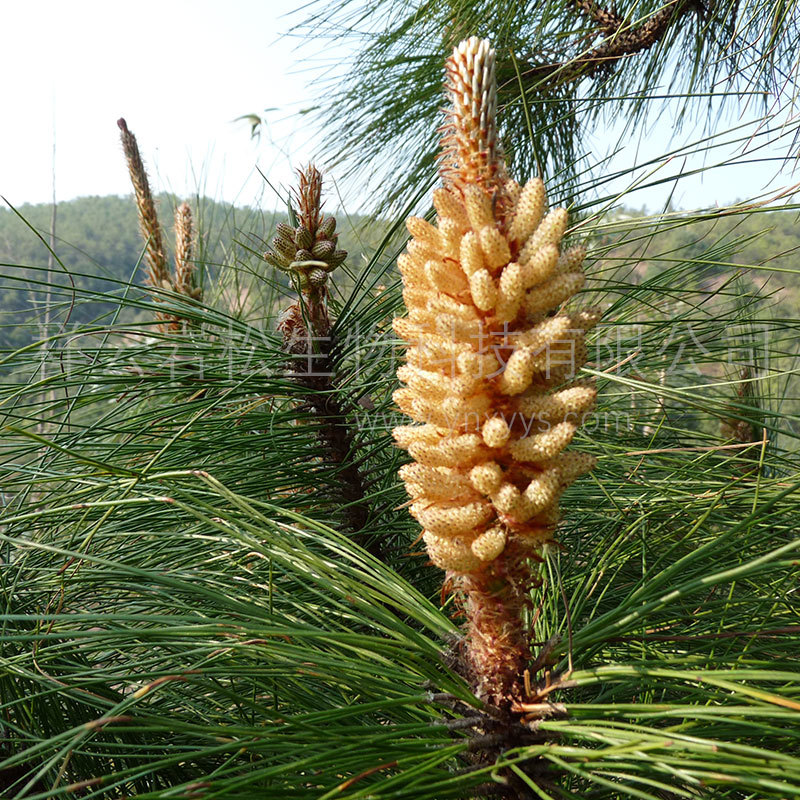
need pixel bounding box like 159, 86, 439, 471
0, 30, 798, 800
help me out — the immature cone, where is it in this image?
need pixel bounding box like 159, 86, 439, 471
263, 165, 347, 282
393, 37, 600, 704
265, 165, 347, 348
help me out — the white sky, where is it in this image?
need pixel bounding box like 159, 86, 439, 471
0, 0, 319, 210
1, 0, 797, 213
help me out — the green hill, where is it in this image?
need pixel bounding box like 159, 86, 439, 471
2, 196, 798, 357
0, 194, 397, 353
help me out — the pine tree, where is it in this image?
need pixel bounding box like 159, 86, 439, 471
1, 12, 799, 800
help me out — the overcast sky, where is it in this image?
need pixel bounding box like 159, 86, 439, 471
1, 1, 797, 213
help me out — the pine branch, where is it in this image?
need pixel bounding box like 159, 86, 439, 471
3, 19, 800, 799
285, 328, 378, 556
271, 166, 380, 559
516, 0, 703, 89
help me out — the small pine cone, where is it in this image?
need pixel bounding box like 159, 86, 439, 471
471, 526, 507, 561
276, 222, 296, 241
272, 234, 297, 261
295, 248, 314, 262
329, 249, 347, 267
318, 216, 336, 238
308, 267, 327, 286
295, 226, 313, 250
424, 531, 483, 573
264, 250, 289, 269
312, 239, 336, 259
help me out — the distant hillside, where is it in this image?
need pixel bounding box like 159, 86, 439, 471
599, 207, 800, 317
1, 196, 798, 354
0, 195, 395, 351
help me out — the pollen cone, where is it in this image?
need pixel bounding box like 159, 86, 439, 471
393, 37, 600, 704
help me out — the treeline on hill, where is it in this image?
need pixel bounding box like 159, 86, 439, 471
0, 194, 397, 354
1, 195, 798, 358
599, 206, 800, 311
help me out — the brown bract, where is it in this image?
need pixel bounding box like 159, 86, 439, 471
393, 37, 600, 704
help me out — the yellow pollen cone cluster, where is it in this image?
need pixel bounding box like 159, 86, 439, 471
392, 37, 601, 702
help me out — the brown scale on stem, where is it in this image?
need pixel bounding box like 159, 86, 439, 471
393, 37, 600, 706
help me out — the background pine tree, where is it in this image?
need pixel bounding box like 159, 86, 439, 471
285, 0, 800, 213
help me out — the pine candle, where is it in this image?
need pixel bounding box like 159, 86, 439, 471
392, 38, 600, 704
